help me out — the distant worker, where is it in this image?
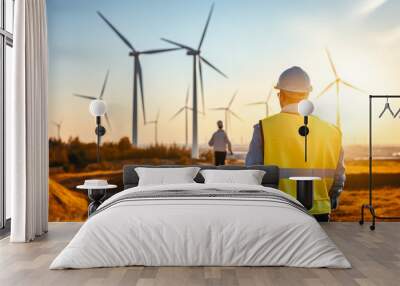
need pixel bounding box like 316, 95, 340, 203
208, 120, 233, 166
245, 66, 345, 222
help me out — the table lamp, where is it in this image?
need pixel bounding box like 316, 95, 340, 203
89, 100, 107, 163
298, 99, 314, 162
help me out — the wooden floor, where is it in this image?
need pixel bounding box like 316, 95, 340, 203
0, 222, 399, 286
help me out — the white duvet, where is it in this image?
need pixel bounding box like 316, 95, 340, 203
50, 183, 351, 269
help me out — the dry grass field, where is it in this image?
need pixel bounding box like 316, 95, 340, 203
49, 178, 88, 221
331, 159, 400, 221
331, 188, 400, 221
49, 159, 400, 222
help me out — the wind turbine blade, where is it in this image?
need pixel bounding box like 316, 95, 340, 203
137, 59, 146, 123
141, 47, 181, 54
267, 88, 273, 102
246, 101, 266, 106
73, 93, 97, 100
170, 107, 185, 120
187, 107, 203, 114
228, 90, 238, 108
394, 108, 400, 118
97, 11, 136, 52
160, 38, 194, 51
325, 48, 338, 78
341, 80, 367, 94
209, 107, 226, 110
104, 112, 112, 129
198, 60, 205, 114
198, 3, 215, 50
316, 81, 336, 98
229, 110, 243, 121
99, 69, 110, 99
51, 121, 58, 126
200, 56, 228, 78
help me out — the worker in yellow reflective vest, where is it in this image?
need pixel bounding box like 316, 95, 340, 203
245, 66, 345, 222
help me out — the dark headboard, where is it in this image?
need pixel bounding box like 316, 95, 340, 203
123, 165, 280, 189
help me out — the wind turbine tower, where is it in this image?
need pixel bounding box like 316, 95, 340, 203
170, 87, 192, 146
161, 3, 227, 158
52, 121, 62, 140
147, 109, 160, 145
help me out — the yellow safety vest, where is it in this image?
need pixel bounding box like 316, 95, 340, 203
260, 113, 342, 214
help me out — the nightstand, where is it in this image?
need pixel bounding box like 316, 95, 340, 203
77, 183, 117, 216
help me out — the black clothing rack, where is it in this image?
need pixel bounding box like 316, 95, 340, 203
359, 95, 400, 230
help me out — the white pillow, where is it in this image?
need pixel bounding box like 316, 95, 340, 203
200, 169, 265, 185
135, 167, 200, 186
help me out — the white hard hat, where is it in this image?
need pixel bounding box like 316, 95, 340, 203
275, 66, 312, 93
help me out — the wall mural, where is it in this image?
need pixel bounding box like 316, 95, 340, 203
47, 0, 400, 221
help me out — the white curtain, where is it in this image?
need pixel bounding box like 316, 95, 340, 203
9, 0, 49, 242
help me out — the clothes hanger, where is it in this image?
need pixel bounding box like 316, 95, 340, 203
378, 97, 395, 118
394, 106, 400, 118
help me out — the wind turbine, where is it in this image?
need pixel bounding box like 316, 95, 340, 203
247, 88, 274, 117
170, 87, 193, 147
317, 48, 366, 129
52, 120, 62, 140
147, 109, 160, 145
73, 69, 112, 128
161, 3, 228, 158
210, 91, 242, 135
97, 11, 180, 146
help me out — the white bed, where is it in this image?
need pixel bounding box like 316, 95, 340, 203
50, 183, 351, 269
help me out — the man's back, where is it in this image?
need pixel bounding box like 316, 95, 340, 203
261, 113, 341, 169
209, 129, 231, 152
245, 66, 346, 220
260, 112, 342, 214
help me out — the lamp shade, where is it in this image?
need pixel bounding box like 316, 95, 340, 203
298, 99, 314, 116
89, 100, 107, 117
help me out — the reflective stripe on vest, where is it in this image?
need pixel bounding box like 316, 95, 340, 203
260, 113, 342, 215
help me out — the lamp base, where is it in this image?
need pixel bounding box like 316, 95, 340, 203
88, 188, 106, 216
296, 180, 314, 210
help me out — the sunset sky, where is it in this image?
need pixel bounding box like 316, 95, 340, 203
47, 0, 400, 146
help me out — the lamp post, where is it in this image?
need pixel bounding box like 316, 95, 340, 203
89, 100, 107, 163
298, 99, 314, 162
290, 99, 317, 211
